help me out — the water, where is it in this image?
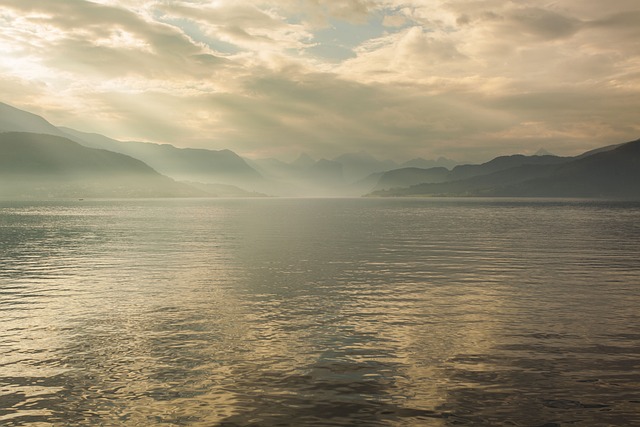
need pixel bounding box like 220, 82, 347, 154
1, 198, 639, 426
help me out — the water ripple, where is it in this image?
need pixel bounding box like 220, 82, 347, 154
1, 198, 640, 426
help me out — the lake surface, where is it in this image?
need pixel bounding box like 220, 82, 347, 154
1, 198, 639, 426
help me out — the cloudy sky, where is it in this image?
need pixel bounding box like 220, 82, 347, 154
1, 0, 639, 162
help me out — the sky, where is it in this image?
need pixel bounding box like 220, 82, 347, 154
0, 0, 639, 162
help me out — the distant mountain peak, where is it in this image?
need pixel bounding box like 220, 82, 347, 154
0, 102, 67, 137
534, 148, 555, 156
0, 131, 202, 198
401, 156, 458, 170
291, 152, 315, 168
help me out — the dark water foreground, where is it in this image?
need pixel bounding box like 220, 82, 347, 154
1, 198, 639, 426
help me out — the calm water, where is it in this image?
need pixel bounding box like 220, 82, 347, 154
1, 198, 640, 426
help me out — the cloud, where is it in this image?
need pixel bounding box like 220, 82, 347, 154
0, 0, 218, 78
338, 26, 471, 86
153, 2, 313, 52
476, 7, 582, 42
271, 0, 378, 26
0, 0, 639, 162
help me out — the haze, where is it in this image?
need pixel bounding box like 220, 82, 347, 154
1, 0, 639, 162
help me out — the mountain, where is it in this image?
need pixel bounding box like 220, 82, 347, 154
249, 157, 306, 182
534, 148, 554, 156
370, 163, 560, 197
374, 167, 450, 191
60, 127, 264, 189
574, 142, 624, 159
309, 158, 343, 182
5, 101, 635, 199
250, 153, 452, 195
247, 156, 345, 196
333, 152, 398, 182
365, 154, 569, 195
348, 172, 385, 195
291, 153, 316, 169
0, 102, 68, 137
446, 154, 571, 182
0, 132, 203, 198
369, 138, 640, 199
500, 138, 640, 198
0, 102, 267, 192
401, 156, 458, 169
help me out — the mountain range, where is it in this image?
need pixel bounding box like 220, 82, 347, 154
1, 102, 458, 197
0, 101, 638, 199
369, 139, 640, 199
0, 132, 202, 198
59, 127, 264, 188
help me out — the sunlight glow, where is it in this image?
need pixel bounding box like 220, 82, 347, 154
0, 0, 638, 161
94, 29, 154, 53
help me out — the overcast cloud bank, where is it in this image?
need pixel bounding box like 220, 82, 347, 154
1, 0, 638, 162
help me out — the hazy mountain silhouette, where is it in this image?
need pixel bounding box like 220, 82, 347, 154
0, 102, 267, 192
446, 154, 571, 182
574, 142, 625, 159
348, 172, 385, 195
368, 154, 568, 194
291, 153, 316, 169
309, 159, 344, 183
374, 167, 450, 191
4, 101, 637, 199
247, 157, 298, 181
371, 164, 560, 197
251, 152, 456, 195
247, 156, 346, 196
253, 150, 394, 195
1, 102, 451, 196
0, 132, 203, 198
369, 138, 640, 199
499, 138, 640, 198
0, 102, 68, 137
400, 156, 458, 169
60, 127, 264, 189
534, 148, 555, 156
333, 152, 398, 182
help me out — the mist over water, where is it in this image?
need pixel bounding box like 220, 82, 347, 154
1, 198, 640, 426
